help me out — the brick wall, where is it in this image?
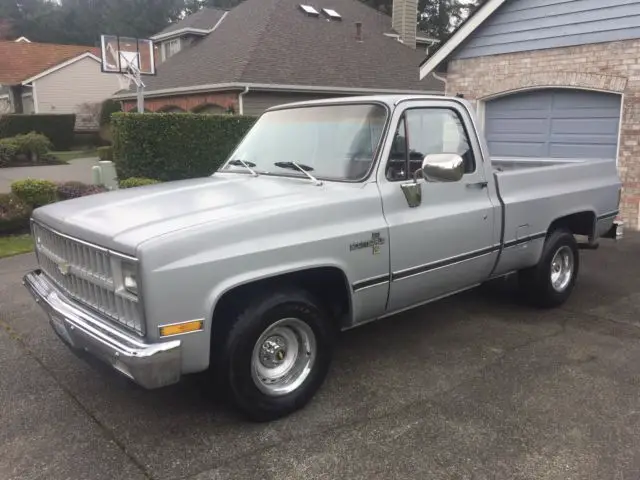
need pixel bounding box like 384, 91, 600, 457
446, 38, 640, 230
122, 91, 239, 113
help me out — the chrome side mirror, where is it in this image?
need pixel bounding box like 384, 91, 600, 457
421, 153, 464, 183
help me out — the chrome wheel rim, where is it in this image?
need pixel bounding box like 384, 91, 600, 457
550, 246, 574, 292
251, 318, 316, 397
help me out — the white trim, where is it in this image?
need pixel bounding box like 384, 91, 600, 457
383, 32, 439, 45
151, 27, 210, 41
0, 94, 9, 100
419, 0, 508, 80
616, 93, 625, 168
150, 12, 229, 42
15, 36, 31, 43
112, 81, 444, 100
21, 52, 101, 85
32, 83, 39, 113
477, 86, 624, 165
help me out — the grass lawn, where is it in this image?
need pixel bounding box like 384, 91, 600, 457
0, 234, 34, 259
52, 149, 98, 162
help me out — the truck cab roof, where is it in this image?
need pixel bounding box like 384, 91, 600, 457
265, 94, 473, 113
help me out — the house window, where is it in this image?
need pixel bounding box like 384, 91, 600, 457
162, 38, 181, 61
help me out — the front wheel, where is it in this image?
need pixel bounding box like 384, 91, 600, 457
220, 288, 334, 422
518, 228, 579, 308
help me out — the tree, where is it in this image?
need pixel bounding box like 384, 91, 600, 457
1, 0, 184, 46
417, 0, 476, 41
359, 0, 484, 41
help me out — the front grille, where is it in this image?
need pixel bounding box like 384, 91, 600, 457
32, 222, 145, 335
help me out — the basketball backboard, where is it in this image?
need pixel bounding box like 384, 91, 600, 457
100, 35, 155, 76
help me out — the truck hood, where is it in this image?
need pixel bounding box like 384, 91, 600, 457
33, 174, 349, 255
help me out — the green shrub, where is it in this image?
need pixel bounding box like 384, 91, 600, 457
100, 99, 122, 127
0, 138, 19, 167
119, 177, 161, 189
97, 146, 113, 161
112, 113, 256, 182
0, 193, 31, 234
0, 114, 76, 150
98, 99, 122, 144
12, 132, 52, 160
11, 179, 58, 208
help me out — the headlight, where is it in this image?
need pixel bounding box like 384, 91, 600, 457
122, 263, 138, 295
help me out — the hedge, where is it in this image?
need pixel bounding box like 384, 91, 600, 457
112, 113, 256, 182
0, 114, 76, 150
119, 177, 161, 189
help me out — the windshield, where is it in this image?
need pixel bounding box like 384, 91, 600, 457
222, 103, 388, 181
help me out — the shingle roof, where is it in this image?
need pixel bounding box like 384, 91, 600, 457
0, 41, 100, 85
153, 8, 228, 37
141, 0, 444, 94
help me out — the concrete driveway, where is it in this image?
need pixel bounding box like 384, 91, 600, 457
2, 236, 640, 479
0, 157, 99, 192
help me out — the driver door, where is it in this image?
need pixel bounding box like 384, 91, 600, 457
378, 101, 498, 312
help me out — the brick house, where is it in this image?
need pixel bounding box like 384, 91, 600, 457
113, 0, 445, 115
419, 0, 640, 230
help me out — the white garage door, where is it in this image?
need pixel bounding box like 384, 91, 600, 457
484, 89, 621, 159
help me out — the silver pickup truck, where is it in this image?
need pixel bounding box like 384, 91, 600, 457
24, 95, 622, 421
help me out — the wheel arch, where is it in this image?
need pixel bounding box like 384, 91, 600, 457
206, 263, 354, 339
547, 209, 597, 239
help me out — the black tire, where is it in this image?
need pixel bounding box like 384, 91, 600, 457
219, 287, 335, 422
518, 228, 579, 308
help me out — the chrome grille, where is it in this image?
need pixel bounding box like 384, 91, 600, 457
32, 222, 145, 335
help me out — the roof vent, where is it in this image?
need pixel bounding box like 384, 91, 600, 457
300, 4, 320, 16
322, 8, 342, 20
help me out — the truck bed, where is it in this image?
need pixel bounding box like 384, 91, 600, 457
491, 157, 621, 276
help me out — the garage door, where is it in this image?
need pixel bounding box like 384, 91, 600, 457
484, 89, 621, 159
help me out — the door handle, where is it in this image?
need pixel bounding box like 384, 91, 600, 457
466, 181, 488, 189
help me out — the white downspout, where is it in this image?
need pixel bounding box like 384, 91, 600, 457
238, 86, 250, 115
432, 72, 447, 94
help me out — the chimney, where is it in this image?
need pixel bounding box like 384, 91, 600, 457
355, 22, 363, 42
392, 0, 417, 50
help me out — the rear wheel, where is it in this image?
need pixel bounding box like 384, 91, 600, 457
518, 228, 579, 308
219, 287, 334, 422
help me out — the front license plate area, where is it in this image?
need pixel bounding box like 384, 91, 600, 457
50, 315, 75, 347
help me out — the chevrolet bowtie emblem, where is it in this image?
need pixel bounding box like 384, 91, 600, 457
57, 261, 70, 276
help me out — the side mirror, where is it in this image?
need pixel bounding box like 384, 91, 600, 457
421, 153, 464, 183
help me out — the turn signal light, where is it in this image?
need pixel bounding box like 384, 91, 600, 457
159, 320, 204, 337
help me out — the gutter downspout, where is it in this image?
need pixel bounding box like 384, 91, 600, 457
432, 72, 447, 94
238, 86, 249, 115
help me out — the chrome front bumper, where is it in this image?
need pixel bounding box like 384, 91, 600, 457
23, 270, 182, 389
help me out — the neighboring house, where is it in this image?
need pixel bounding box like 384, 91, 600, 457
113, 0, 445, 114
418, 0, 640, 230
0, 40, 122, 130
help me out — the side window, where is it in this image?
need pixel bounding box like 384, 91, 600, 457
386, 108, 475, 182
386, 117, 408, 181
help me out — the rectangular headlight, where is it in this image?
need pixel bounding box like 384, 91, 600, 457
121, 262, 138, 295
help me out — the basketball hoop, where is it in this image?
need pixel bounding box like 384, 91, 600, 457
117, 73, 132, 91
100, 35, 155, 112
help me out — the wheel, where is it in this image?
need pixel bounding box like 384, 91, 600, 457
219, 287, 335, 422
518, 228, 579, 308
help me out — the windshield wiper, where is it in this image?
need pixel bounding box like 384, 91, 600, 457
274, 162, 323, 186
228, 159, 259, 176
